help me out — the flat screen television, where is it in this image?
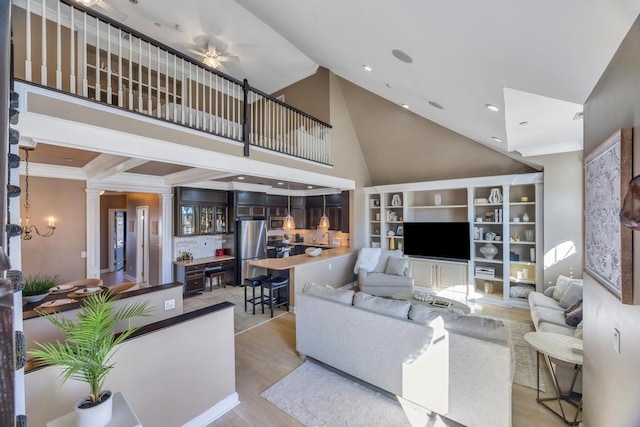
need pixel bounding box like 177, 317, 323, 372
402, 222, 470, 261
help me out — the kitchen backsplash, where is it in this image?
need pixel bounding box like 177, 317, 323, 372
173, 235, 229, 260
267, 229, 350, 247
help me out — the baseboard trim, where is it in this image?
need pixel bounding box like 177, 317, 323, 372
100, 268, 110, 274
124, 273, 136, 282
182, 392, 240, 427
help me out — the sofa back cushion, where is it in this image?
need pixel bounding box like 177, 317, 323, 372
553, 275, 583, 306
409, 304, 510, 345
302, 282, 355, 305
353, 292, 411, 319
373, 250, 404, 273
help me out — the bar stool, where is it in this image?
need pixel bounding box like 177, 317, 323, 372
261, 276, 289, 318
244, 275, 270, 314
207, 271, 226, 291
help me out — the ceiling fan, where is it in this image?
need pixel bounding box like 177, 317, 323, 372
187, 42, 240, 69
73, 0, 128, 22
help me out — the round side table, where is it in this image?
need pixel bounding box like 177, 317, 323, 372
524, 332, 583, 425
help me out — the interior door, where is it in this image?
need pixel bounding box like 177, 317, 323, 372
114, 211, 126, 271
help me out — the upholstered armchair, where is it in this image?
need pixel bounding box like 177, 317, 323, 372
355, 249, 414, 296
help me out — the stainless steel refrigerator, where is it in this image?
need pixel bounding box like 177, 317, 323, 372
235, 219, 267, 285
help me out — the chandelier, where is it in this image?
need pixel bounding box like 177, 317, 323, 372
21, 147, 56, 240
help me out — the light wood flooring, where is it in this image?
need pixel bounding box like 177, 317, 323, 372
210, 301, 570, 427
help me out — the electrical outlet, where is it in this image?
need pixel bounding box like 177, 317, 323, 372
329, 263, 332, 270
614, 328, 621, 354
80, 251, 87, 258
164, 299, 176, 311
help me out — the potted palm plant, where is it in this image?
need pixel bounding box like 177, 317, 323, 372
29, 290, 152, 427
22, 273, 60, 303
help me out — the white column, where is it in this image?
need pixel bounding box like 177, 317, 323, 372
85, 188, 101, 278
160, 192, 174, 283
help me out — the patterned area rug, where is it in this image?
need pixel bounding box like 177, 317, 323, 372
261, 360, 461, 427
507, 320, 546, 391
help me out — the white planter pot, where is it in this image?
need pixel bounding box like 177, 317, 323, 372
76, 391, 113, 427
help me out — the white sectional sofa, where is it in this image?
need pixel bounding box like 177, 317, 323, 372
528, 275, 583, 392
296, 283, 514, 427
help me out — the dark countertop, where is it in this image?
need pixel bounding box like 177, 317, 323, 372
23, 281, 184, 320
173, 255, 235, 267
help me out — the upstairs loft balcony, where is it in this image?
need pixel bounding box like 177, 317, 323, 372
10, 0, 332, 166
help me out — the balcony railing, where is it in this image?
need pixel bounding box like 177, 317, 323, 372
10, 0, 332, 165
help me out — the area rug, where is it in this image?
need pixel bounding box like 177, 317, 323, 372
261, 361, 461, 427
183, 286, 288, 334
507, 320, 546, 391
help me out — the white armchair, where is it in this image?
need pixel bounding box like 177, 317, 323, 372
355, 249, 414, 296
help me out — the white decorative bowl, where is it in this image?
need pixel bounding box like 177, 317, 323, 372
305, 247, 322, 257
23, 293, 49, 303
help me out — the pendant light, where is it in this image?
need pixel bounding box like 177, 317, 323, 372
283, 184, 296, 234
318, 194, 330, 230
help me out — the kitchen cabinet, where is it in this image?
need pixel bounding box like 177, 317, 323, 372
237, 205, 266, 217
292, 207, 306, 229
174, 257, 236, 294
234, 191, 266, 218
174, 188, 228, 236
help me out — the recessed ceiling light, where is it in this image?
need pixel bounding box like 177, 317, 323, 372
428, 101, 444, 110
401, 104, 410, 110
519, 121, 529, 126
485, 104, 500, 112
65, 157, 74, 162
129, 0, 138, 3
391, 49, 413, 63
307, 185, 313, 189
492, 137, 503, 143
175, 24, 184, 32
277, 182, 284, 186
385, 83, 392, 88
362, 65, 372, 72
237, 176, 245, 180
154, 22, 162, 28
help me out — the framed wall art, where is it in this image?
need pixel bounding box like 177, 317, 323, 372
584, 128, 633, 304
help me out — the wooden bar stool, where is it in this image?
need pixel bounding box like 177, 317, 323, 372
244, 275, 270, 314
261, 276, 289, 318
207, 271, 226, 291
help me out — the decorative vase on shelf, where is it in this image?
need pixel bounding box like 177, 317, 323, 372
522, 213, 530, 222
391, 194, 402, 207
480, 243, 499, 259
488, 188, 503, 204
434, 193, 442, 206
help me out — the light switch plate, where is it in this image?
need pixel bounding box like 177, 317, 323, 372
613, 328, 621, 354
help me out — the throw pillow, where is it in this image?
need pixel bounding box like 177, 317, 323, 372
510, 285, 535, 298
565, 301, 583, 327
302, 282, 355, 305
553, 275, 574, 301
353, 247, 382, 274
543, 286, 556, 298
385, 257, 407, 276
353, 292, 411, 319
373, 250, 403, 273
558, 282, 583, 309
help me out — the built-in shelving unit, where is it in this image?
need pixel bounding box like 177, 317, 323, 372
364, 173, 543, 308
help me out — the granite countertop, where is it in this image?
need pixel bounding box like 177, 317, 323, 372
248, 247, 353, 270
23, 282, 184, 320
173, 255, 235, 266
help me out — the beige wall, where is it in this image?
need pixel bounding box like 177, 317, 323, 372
100, 195, 127, 270
527, 151, 584, 286
20, 176, 86, 283
25, 306, 236, 427
272, 67, 331, 124
583, 14, 640, 426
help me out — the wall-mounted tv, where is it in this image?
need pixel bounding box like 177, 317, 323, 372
402, 222, 470, 261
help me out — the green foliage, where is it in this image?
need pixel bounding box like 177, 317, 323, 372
22, 274, 61, 296
29, 291, 153, 403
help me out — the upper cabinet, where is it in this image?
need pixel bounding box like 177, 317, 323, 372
174, 187, 228, 236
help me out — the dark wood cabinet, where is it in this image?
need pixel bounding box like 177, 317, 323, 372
174, 188, 229, 236
292, 207, 306, 229
234, 191, 266, 219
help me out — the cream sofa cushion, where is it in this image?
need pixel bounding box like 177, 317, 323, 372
302, 282, 355, 305
353, 292, 411, 319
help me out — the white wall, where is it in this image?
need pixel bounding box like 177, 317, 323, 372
26, 306, 236, 427
528, 151, 584, 287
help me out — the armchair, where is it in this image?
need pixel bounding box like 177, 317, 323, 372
356, 249, 414, 296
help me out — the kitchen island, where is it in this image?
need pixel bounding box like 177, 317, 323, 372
248, 247, 356, 309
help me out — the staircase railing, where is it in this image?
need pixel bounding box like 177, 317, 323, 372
10, 0, 332, 165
